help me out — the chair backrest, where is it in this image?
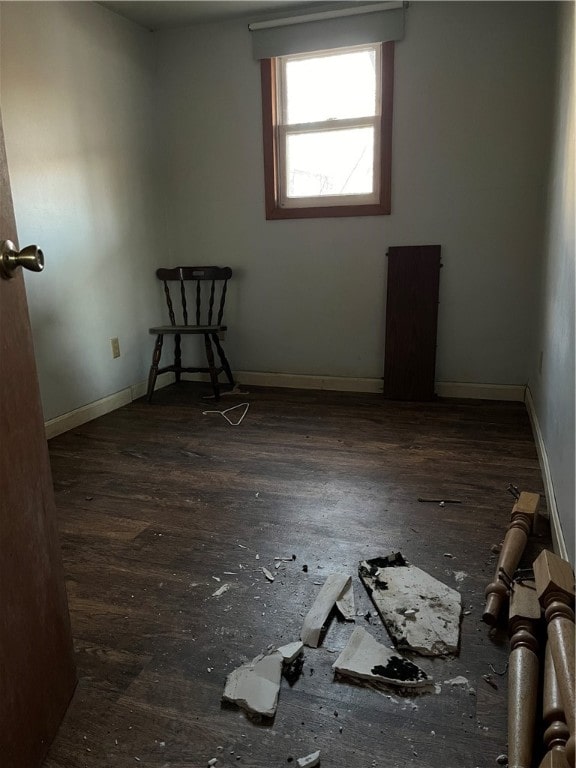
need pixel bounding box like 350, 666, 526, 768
156, 266, 232, 327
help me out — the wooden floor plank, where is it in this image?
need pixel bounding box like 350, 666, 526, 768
43, 384, 550, 767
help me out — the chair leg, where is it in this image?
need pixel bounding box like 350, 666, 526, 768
212, 333, 234, 387
203, 334, 220, 400
174, 333, 182, 383
147, 334, 164, 402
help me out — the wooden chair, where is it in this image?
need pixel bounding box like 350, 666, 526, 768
147, 266, 234, 402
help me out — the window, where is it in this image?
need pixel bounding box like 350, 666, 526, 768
261, 41, 394, 220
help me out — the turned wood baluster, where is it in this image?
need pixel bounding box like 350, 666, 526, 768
539, 751, 571, 768
534, 550, 576, 768
543, 643, 570, 759
508, 580, 541, 768
483, 492, 540, 625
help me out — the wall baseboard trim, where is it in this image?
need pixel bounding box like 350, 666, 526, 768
524, 386, 568, 561
130, 372, 174, 401
232, 370, 383, 393
184, 372, 527, 401
45, 372, 529, 439
44, 372, 174, 439
435, 381, 526, 401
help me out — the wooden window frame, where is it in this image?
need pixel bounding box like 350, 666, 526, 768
260, 41, 395, 220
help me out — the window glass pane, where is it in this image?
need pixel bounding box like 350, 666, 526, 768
286, 128, 374, 198
285, 48, 377, 125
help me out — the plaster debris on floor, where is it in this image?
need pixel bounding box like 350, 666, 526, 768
443, 676, 475, 694
222, 640, 305, 717
262, 567, 275, 582
300, 574, 353, 647
332, 626, 431, 690
453, 571, 468, 583
296, 749, 321, 767
282, 653, 304, 687
335, 578, 356, 620
276, 641, 304, 663
212, 583, 230, 598
222, 651, 283, 718
358, 553, 462, 656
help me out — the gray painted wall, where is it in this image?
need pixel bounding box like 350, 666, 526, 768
0, 2, 166, 420
529, 2, 575, 564
155, 2, 556, 383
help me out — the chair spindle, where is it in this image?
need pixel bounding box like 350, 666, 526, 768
218, 279, 228, 326
195, 280, 201, 325
205, 279, 214, 326
163, 281, 176, 326
180, 279, 188, 325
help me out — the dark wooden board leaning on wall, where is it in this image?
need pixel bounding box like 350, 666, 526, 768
383, 245, 441, 401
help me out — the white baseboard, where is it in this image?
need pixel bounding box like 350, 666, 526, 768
187, 373, 527, 401
130, 372, 174, 401
45, 371, 529, 440
524, 386, 568, 560
231, 370, 383, 393
44, 372, 174, 439
435, 381, 526, 401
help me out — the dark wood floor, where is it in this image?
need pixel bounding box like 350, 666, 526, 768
43, 384, 550, 768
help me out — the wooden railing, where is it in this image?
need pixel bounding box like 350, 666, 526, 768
534, 550, 575, 768
483, 492, 540, 625
540, 642, 571, 767
507, 580, 540, 768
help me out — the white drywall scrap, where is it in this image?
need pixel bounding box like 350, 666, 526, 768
222, 652, 283, 718
277, 641, 304, 663
333, 626, 431, 690
335, 578, 356, 620
358, 553, 462, 656
297, 750, 321, 767
222, 642, 304, 718
300, 574, 354, 647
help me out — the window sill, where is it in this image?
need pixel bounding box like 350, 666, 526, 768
265, 201, 391, 220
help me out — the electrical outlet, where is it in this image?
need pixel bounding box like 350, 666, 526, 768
111, 337, 121, 359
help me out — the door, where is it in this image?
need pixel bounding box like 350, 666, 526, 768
0, 111, 76, 766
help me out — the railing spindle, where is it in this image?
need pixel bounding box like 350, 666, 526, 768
508, 579, 540, 768
483, 491, 540, 625
534, 550, 575, 768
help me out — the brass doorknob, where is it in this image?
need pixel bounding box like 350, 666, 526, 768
0, 239, 44, 279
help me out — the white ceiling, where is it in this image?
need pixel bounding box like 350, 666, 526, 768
99, 1, 322, 30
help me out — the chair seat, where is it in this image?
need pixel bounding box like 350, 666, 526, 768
149, 324, 227, 335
